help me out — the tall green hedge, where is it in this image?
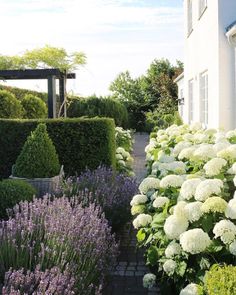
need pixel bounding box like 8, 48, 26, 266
68, 96, 129, 128
0, 118, 116, 179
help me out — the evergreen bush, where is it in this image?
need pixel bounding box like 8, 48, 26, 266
0, 179, 36, 219
13, 123, 60, 178
22, 94, 47, 119
0, 90, 23, 118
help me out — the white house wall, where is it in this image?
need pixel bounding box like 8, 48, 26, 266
218, 0, 236, 130
183, 0, 236, 130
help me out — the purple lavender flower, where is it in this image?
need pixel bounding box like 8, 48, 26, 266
0, 196, 118, 294
61, 166, 138, 231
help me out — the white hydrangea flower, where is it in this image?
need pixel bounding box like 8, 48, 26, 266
226, 130, 236, 139
180, 229, 211, 254
180, 178, 202, 200
133, 214, 152, 229
178, 146, 197, 161
192, 144, 216, 162
173, 141, 192, 157
201, 197, 227, 214
229, 240, 236, 255
118, 160, 126, 166
130, 194, 148, 206
180, 283, 201, 295
217, 145, 236, 160
193, 132, 209, 144
116, 147, 126, 154
190, 122, 202, 132
225, 199, 236, 219
203, 158, 227, 176
143, 273, 156, 289
139, 177, 160, 194
158, 150, 175, 163
163, 259, 177, 276
173, 201, 188, 218
153, 197, 169, 208
214, 132, 228, 144
160, 175, 184, 188
116, 153, 123, 160
195, 179, 224, 201
213, 219, 236, 244
184, 202, 203, 222
164, 215, 189, 240
182, 133, 194, 142
165, 241, 182, 258
213, 142, 230, 153
231, 162, 236, 174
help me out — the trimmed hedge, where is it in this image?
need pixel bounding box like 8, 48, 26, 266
0, 118, 116, 179
68, 96, 129, 128
0, 179, 36, 219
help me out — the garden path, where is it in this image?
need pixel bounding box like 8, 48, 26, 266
103, 133, 160, 295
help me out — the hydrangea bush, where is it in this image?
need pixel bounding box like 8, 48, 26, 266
0, 196, 118, 294
131, 123, 236, 294
115, 127, 134, 176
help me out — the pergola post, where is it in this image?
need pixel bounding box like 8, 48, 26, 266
48, 75, 57, 118
59, 77, 66, 117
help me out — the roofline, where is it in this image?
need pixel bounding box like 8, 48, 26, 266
174, 72, 184, 83
226, 20, 236, 33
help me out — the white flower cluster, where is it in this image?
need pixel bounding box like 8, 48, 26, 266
142, 273, 156, 289
160, 174, 184, 188
130, 194, 148, 206
180, 229, 211, 254
133, 214, 152, 229
195, 179, 223, 201
165, 241, 182, 258
139, 177, 160, 194
153, 196, 169, 208
163, 259, 177, 276
213, 219, 236, 244
180, 283, 202, 295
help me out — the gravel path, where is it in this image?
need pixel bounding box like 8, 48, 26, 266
103, 133, 160, 295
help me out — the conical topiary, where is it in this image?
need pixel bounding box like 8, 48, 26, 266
13, 123, 60, 178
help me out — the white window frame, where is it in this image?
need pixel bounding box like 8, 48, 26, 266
199, 71, 208, 126
188, 79, 194, 122
188, 0, 193, 36
199, 0, 207, 19
179, 89, 184, 117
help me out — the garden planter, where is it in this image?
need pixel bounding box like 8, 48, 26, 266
10, 166, 64, 197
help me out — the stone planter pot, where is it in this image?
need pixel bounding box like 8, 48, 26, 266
10, 166, 64, 197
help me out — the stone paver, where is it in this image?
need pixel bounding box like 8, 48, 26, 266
103, 133, 160, 295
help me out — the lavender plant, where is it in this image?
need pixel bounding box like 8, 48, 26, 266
2, 266, 75, 294
0, 196, 118, 294
61, 166, 138, 231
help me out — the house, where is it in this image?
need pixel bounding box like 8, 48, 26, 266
175, 0, 236, 130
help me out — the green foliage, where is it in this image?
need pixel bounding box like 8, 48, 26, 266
0, 179, 36, 219
0, 118, 116, 179
205, 264, 236, 295
13, 123, 60, 178
0, 85, 48, 103
67, 95, 128, 128
0, 45, 86, 72
110, 59, 183, 131
0, 90, 23, 118
22, 94, 47, 119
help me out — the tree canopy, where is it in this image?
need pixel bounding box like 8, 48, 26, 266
0, 45, 86, 72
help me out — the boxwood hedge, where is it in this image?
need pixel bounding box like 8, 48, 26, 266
0, 118, 116, 179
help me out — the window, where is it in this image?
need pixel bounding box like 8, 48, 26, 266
200, 71, 208, 125
188, 79, 194, 122
179, 89, 184, 117
188, 0, 193, 35
199, 0, 207, 18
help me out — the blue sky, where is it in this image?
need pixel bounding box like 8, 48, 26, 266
0, 0, 184, 96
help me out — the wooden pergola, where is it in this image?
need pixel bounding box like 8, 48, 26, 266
0, 69, 76, 118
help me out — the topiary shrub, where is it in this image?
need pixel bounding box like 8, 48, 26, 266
205, 264, 236, 295
13, 123, 60, 178
0, 90, 23, 118
0, 179, 36, 219
22, 94, 47, 119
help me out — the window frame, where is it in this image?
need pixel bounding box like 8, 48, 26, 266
188, 79, 194, 123
198, 0, 207, 19
187, 0, 193, 36
199, 71, 208, 126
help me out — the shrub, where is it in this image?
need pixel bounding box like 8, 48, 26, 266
205, 264, 236, 295
0, 90, 23, 118
61, 166, 138, 231
13, 123, 60, 178
22, 94, 47, 119
0, 118, 116, 178
2, 267, 75, 295
0, 179, 36, 219
0, 196, 118, 294
68, 95, 129, 128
